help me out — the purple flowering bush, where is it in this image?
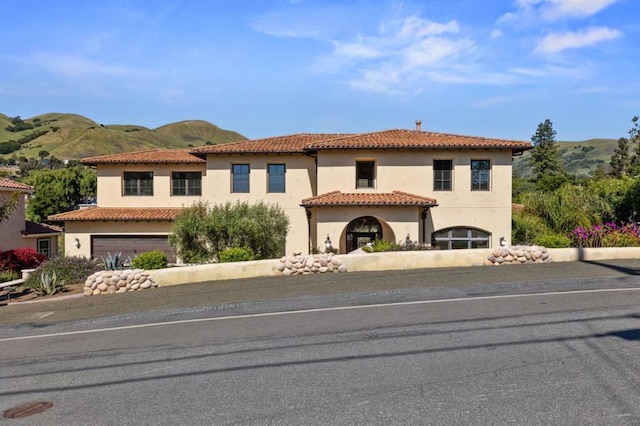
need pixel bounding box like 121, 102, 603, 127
571, 222, 640, 248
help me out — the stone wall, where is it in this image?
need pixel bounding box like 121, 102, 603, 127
276, 254, 347, 276
485, 245, 550, 265
84, 269, 158, 295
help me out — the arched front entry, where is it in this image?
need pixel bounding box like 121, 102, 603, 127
345, 216, 383, 253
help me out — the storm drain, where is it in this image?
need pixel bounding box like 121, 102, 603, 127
3, 401, 53, 419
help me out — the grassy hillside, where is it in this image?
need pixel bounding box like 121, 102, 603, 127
513, 138, 618, 178
0, 113, 247, 160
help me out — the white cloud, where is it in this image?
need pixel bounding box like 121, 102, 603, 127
540, 0, 620, 20
535, 26, 622, 53
490, 29, 503, 39
472, 96, 514, 107
498, 0, 620, 23
28, 54, 148, 78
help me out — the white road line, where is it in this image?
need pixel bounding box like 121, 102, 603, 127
1, 287, 639, 342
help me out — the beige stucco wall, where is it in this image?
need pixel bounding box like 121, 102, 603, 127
96, 163, 206, 208
316, 149, 513, 247
204, 154, 316, 255
62, 221, 173, 258
0, 191, 27, 251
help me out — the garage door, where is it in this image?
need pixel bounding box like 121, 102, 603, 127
92, 235, 175, 264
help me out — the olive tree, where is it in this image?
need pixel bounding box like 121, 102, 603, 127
169, 201, 290, 263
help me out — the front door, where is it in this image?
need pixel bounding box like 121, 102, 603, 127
346, 217, 382, 252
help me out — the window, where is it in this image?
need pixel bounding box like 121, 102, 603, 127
471, 160, 490, 191
433, 160, 452, 191
356, 161, 375, 188
268, 164, 286, 193
433, 228, 490, 250
232, 164, 250, 193
37, 238, 50, 257
172, 172, 202, 196
123, 172, 153, 196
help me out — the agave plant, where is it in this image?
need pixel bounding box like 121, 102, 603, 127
27, 270, 66, 296
102, 252, 127, 270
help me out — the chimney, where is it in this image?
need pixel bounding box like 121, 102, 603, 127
415, 120, 422, 131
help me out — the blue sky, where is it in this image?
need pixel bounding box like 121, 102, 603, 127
1, 0, 638, 141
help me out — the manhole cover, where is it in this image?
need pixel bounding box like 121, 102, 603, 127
3, 401, 53, 419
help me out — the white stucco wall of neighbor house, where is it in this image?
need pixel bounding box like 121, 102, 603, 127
0, 192, 27, 251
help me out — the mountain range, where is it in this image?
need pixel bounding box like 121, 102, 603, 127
0, 112, 620, 178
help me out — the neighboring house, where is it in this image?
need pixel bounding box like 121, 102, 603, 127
49, 123, 531, 261
0, 178, 61, 257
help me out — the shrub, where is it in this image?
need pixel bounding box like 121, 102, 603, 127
0, 270, 19, 283
533, 234, 571, 248
218, 247, 255, 263
102, 252, 127, 270
24, 270, 66, 296
571, 222, 640, 248
362, 240, 400, 253
24, 256, 102, 288
132, 250, 168, 270
0, 247, 47, 272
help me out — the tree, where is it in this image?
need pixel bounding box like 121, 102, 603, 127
530, 119, 564, 182
38, 150, 50, 160
24, 166, 96, 222
610, 137, 630, 177
625, 116, 640, 176
169, 201, 290, 263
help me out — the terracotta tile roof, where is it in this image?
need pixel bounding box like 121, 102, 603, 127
0, 178, 33, 192
301, 191, 437, 207
304, 129, 531, 152
48, 207, 183, 222
82, 149, 205, 165
22, 221, 63, 236
190, 133, 351, 154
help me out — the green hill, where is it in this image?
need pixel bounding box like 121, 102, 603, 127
513, 138, 618, 178
0, 113, 247, 160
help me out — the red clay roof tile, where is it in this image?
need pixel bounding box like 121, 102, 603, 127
48, 207, 183, 221
0, 178, 33, 192
304, 129, 532, 152
190, 133, 351, 154
82, 149, 205, 165
301, 191, 437, 207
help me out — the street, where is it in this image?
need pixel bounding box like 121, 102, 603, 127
3, 262, 640, 425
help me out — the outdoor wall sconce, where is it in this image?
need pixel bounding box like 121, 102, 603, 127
73, 238, 81, 249
325, 235, 332, 251
406, 233, 411, 245
500, 236, 507, 247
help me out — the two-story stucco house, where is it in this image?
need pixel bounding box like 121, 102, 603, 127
49, 123, 531, 261
0, 178, 62, 256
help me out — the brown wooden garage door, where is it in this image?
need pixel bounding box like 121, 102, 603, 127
92, 235, 175, 263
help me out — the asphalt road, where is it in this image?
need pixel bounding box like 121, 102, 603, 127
2, 259, 640, 425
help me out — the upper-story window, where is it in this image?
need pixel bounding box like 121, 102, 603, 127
232, 164, 250, 193
123, 172, 153, 196
172, 172, 202, 196
471, 160, 490, 191
433, 160, 452, 191
268, 164, 286, 193
356, 160, 375, 188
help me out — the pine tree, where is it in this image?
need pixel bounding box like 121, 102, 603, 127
626, 116, 640, 176
530, 119, 564, 181
610, 136, 630, 177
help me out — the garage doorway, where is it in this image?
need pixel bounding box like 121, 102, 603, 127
91, 235, 175, 263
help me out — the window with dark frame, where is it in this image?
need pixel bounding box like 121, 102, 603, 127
268, 164, 286, 193
356, 161, 375, 188
123, 172, 154, 196
433, 228, 490, 250
232, 164, 250, 193
172, 172, 202, 196
37, 238, 50, 257
433, 160, 452, 191
471, 160, 490, 191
